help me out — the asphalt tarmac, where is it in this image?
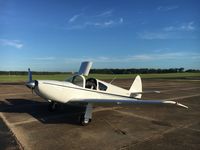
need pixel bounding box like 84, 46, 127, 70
0, 79, 199, 150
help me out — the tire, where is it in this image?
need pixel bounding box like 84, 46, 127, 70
80, 114, 91, 126
48, 102, 57, 112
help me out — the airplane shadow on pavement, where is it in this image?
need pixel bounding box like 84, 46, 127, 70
0, 98, 86, 126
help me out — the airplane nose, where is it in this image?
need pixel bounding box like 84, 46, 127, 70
26, 80, 38, 89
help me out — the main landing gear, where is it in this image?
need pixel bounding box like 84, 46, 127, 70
48, 101, 58, 112
47, 101, 93, 126
79, 103, 93, 126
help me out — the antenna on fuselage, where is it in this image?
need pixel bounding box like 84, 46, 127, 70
110, 77, 116, 84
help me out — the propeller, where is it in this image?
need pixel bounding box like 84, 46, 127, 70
25, 68, 38, 93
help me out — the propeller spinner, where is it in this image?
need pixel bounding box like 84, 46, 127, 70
26, 68, 38, 92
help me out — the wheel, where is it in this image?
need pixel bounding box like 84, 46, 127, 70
48, 102, 57, 112
79, 114, 91, 126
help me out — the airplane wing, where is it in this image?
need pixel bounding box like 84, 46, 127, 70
70, 99, 188, 108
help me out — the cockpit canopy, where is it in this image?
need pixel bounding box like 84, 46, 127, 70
66, 75, 107, 91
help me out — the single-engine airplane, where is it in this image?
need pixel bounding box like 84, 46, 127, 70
26, 61, 188, 125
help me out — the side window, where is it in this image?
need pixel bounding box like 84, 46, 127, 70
98, 82, 107, 91
85, 78, 97, 90
72, 75, 84, 87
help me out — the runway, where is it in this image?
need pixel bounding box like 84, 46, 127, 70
0, 79, 199, 150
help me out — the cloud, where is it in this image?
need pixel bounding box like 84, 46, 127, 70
85, 18, 123, 28
33, 57, 55, 60
138, 21, 197, 40
127, 53, 185, 61
64, 56, 111, 63
157, 5, 179, 11
66, 17, 123, 30
68, 14, 81, 23
96, 10, 113, 17
64, 52, 200, 64
138, 31, 196, 40
164, 22, 196, 32
85, 20, 115, 27
138, 32, 170, 40
0, 39, 23, 49
128, 55, 153, 61
63, 9, 123, 30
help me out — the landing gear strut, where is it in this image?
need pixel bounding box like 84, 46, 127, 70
48, 101, 57, 112
80, 103, 93, 126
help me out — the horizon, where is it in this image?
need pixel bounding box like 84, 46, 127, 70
1, 0, 200, 71
0, 67, 199, 73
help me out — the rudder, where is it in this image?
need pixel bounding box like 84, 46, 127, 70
129, 75, 142, 99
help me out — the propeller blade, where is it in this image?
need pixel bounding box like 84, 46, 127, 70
28, 68, 32, 82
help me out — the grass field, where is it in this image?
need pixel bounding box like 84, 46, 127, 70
0, 73, 200, 82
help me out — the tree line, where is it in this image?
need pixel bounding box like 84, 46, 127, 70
0, 68, 199, 75
90, 68, 200, 74
0, 71, 67, 75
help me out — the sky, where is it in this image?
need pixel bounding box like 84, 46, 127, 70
0, 0, 200, 71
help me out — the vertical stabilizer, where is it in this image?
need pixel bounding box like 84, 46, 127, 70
129, 75, 142, 99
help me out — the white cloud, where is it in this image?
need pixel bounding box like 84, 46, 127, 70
138, 32, 170, 40
85, 19, 122, 28
64, 56, 111, 63
33, 57, 55, 60
64, 9, 123, 30
128, 53, 181, 61
85, 21, 109, 27
138, 21, 197, 40
97, 10, 113, 17
64, 52, 200, 64
128, 52, 200, 62
68, 14, 81, 23
128, 55, 153, 61
66, 18, 123, 30
0, 39, 23, 49
157, 5, 179, 11
164, 22, 196, 32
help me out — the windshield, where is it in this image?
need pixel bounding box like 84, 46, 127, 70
66, 75, 84, 87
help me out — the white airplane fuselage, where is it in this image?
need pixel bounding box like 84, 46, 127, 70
34, 80, 131, 104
